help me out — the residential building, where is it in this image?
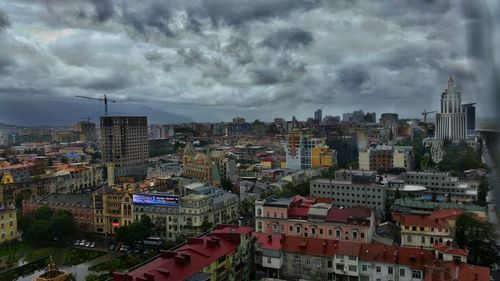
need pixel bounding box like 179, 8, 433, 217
112, 225, 254, 281
462, 103, 476, 131
22, 193, 94, 230
0, 206, 17, 243
92, 186, 134, 234
391, 198, 486, 220
392, 146, 414, 170
285, 131, 327, 170
134, 186, 238, 241
379, 113, 399, 129
314, 109, 322, 123
327, 134, 358, 168
310, 175, 386, 211
393, 214, 452, 249
255, 196, 375, 242
311, 146, 337, 169
435, 76, 467, 142
359, 145, 414, 171
74, 120, 97, 142
100, 116, 148, 180
0, 162, 34, 182
390, 171, 479, 203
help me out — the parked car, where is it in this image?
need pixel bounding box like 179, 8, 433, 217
74, 240, 80, 246
85, 242, 91, 247
90, 242, 96, 248
79, 240, 87, 246
109, 244, 115, 251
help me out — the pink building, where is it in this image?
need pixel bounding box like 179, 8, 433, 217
255, 195, 375, 242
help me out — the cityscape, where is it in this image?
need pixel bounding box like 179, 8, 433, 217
0, 1, 500, 281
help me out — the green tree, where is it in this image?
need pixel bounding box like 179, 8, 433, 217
115, 222, 152, 246
220, 178, 233, 192
35, 206, 54, 220
49, 210, 76, 239
438, 142, 486, 174
320, 166, 336, 178
455, 213, 500, 267
140, 215, 153, 230
24, 220, 51, 242
65, 273, 77, 281
476, 177, 488, 207
84, 272, 100, 281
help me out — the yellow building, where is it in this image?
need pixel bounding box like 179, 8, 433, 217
93, 186, 134, 234
311, 146, 336, 168
0, 207, 17, 243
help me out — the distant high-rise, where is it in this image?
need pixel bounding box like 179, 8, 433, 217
435, 76, 467, 141
364, 112, 376, 123
74, 120, 97, 142
314, 109, 322, 123
379, 113, 399, 128
462, 103, 476, 131
100, 116, 148, 180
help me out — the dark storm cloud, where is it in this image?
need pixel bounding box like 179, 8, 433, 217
90, 0, 114, 22
0, 9, 10, 31
195, 0, 319, 27
121, 1, 174, 37
0, 0, 497, 123
337, 66, 370, 91
261, 28, 313, 49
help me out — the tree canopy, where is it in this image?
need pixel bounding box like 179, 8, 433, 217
21, 207, 76, 243
455, 213, 499, 267
115, 219, 152, 246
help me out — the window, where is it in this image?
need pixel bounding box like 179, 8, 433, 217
349, 265, 357, 272
336, 264, 344, 270
349, 256, 356, 261
267, 257, 271, 264
388, 267, 393, 274
335, 229, 341, 238
400, 268, 405, 276
293, 255, 300, 264
407, 235, 412, 243
315, 259, 321, 267
421, 236, 425, 243
376, 266, 381, 273
412, 270, 422, 279
327, 260, 332, 268
362, 264, 367, 271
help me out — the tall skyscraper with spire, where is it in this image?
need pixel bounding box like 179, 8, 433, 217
435, 76, 467, 142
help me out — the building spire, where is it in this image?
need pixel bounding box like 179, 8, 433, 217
447, 74, 455, 91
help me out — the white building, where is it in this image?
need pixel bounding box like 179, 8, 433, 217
435, 76, 467, 142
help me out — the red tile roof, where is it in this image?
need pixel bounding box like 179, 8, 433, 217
425, 262, 490, 281
254, 232, 283, 251
433, 243, 468, 256
359, 243, 399, 264
394, 214, 447, 228
398, 247, 435, 270
333, 240, 362, 257
430, 209, 463, 221
113, 225, 248, 281
326, 207, 372, 224
282, 236, 337, 257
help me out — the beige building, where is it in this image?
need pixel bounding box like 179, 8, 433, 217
93, 186, 134, 234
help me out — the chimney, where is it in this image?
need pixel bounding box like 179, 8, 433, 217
160, 250, 176, 259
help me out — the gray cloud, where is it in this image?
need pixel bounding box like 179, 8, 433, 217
0, 0, 497, 123
261, 28, 313, 49
0, 9, 10, 31
90, 0, 114, 22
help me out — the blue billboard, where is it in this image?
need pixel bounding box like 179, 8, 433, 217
132, 194, 179, 207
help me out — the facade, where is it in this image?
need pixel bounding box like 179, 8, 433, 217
113, 225, 254, 281
462, 103, 476, 131
52, 163, 103, 193
22, 193, 94, 230
393, 214, 452, 249
359, 145, 414, 171
74, 120, 97, 142
255, 196, 375, 243
255, 234, 489, 281
392, 146, 414, 170
311, 146, 337, 169
285, 132, 327, 170
435, 76, 467, 142
314, 109, 322, 123
390, 171, 479, 203
327, 134, 358, 168
0, 207, 17, 243
379, 113, 399, 129
100, 116, 148, 179
92, 186, 134, 234
0, 162, 34, 182
310, 176, 386, 211
134, 186, 239, 241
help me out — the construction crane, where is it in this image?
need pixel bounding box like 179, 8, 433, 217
421, 110, 437, 124
75, 95, 116, 116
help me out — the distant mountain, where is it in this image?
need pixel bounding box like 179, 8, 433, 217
0, 97, 192, 126
0, 122, 25, 130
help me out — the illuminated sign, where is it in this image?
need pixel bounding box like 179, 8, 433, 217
112, 220, 120, 228
133, 194, 179, 207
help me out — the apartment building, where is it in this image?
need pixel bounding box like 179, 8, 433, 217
0, 207, 17, 243
93, 186, 134, 234
113, 225, 254, 281
359, 145, 414, 171
255, 196, 375, 242
393, 214, 452, 249
310, 174, 386, 211
255, 234, 490, 281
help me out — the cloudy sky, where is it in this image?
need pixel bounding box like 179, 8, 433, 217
0, 0, 499, 125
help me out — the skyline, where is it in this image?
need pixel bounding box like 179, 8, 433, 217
0, 1, 499, 125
